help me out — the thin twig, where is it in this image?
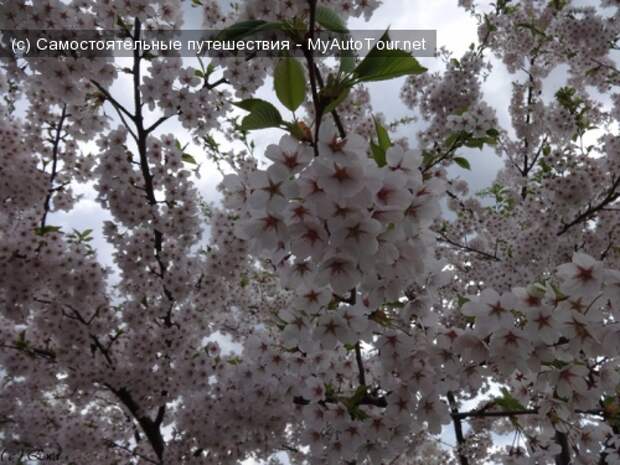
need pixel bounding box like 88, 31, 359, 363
355, 342, 366, 386
437, 231, 500, 262
40, 105, 67, 229
448, 392, 470, 465
557, 176, 620, 236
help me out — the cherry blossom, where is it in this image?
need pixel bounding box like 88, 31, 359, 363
1, 1, 619, 465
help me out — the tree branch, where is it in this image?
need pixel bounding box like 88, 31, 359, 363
555, 431, 571, 465
302, 0, 322, 157
437, 231, 500, 262
90, 79, 136, 123
106, 440, 160, 465
40, 105, 67, 230
106, 385, 165, 464
557, 176, 620, 236
354, 342, 366, 386
129, 19, 176, 324
453, 407, 603, 420
448, 392, 470, 465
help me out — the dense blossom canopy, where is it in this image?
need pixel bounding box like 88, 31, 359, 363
0, 1, 619, 465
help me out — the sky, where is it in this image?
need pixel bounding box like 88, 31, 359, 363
41, 0, 615, 462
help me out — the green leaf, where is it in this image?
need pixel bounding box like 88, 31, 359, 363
340, 385, 370, 420
35, 225, 62, 236
483, 130, 499, 147
349, 385, 367, 404
16, 330, 27, 350
485, 135, 498, 146
370, 141, 385, 167
182, 153, 198, 165
422, 151, 434, 166
539, 159, 552, 174
205, 62, 216, 79
516, 22, 547, 38
285, 121, 312, 142
234, 98, 283, 130
495, 388, 526, 412
555, 86, 580, 111
464, 136, 486, 149
454, 106, 468, 116
375, 118, 391, 151
353, 31, 427, 82
369, 309, 390, 326
116, 16, 129, 32
370, 117, 391, 167
383, 300, 406, 309
445, 132, 464, 148
339, 51, 356, 74
549, 0, 568, 10
348, 405, 369, 420
602, 396, 620, 429
274, 57, 306, 112
323, 86, 350, 114
454, 157, 471, 170
315, 5, 348, 33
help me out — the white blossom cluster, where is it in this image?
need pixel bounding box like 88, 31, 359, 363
1, 1, 620, 465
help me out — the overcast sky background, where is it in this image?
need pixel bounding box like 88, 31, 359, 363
42, 1, 615, 461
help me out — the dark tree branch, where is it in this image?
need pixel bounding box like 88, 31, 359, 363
312, 66, 346, 138
40, 104, 67, 230
90, 79, 136, 123
437, 231, 500, 262
448, 392, 470, 465
129, 19, 176, 324
302, 0, 322, 157
204, 76, 228, 90
355, 342, 366, 386
107, 385, 165, 464
557, 176, 620, 236
107, 440, 160, 465
90, 334, 114, 367
522, 59, 536, 179
527, 135, 548, 174
145, 114, 174, 134
1, 343, 56, 361
293, 393, 387, 408
422, 134, 464, 173
453, 407, 603, 420
555, 431, 571, 465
